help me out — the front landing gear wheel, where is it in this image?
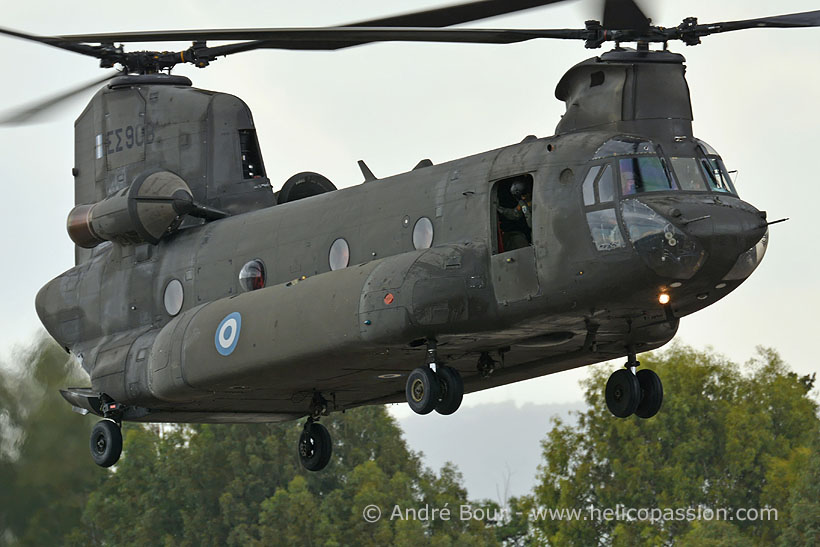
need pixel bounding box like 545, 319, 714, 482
298, 421, 332, 472
605, 369, 641, 418
406, 367, 440, 415
435, 366, 464, 415
635, 369, 663, 419
90, 419, 122, 467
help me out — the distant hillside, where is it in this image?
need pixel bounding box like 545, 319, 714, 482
396, 400, 584, 501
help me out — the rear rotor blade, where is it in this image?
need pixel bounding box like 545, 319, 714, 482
0, 26, 104, 58
0, 71, 119, 125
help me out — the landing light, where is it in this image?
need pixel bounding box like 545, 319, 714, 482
658, 293, 671, 305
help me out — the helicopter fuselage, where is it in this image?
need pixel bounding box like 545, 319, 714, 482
37, 50, 768, 423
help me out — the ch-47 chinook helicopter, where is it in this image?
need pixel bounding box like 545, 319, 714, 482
1, 0, 814, 471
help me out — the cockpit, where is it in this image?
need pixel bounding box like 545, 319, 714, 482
580, 135, 764, 282
589, 136, 737, 197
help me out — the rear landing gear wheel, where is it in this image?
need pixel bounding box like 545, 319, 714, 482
635, 369, 663, 419
298, 421, 332, 472
435, 366, 464, 415
90, 419, 122, 468
605, 369, 641, 418
406, 367, 440, 415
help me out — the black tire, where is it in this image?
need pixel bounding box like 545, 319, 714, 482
298, 422, 332, 472
605, 369, 641, 418
90, 420, 122, 468
435, 366, 464, 415
635, 369, 663, 419
405, 367, 440, 415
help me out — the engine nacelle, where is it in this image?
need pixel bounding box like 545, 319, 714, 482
67, 170, 191, 248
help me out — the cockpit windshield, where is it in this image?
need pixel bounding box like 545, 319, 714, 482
619, 157, 677, 195
592, 136, 738, 197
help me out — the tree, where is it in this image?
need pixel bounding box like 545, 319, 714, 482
0, 337, 98, 546
78, 406, 498, 545
528, 344, 819, 546
780, 422, 820, 546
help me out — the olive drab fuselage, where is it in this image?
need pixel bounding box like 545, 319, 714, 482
37, 49, 768, 423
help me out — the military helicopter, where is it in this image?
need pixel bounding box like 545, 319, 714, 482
1, 0, 815, 472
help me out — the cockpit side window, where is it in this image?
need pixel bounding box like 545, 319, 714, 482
597, 165, 615, 203
582, 163, 625, 252
586, 209, 625, 252
582, 164, 615, 205
582, 166, 601, 206
695, 138, 737, 195
700, 156, 735, 194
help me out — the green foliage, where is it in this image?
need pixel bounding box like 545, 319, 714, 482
528, 344, 819, 546
72, 408, 499, 546
780, 423, 820, 546
0, 337, 98, 546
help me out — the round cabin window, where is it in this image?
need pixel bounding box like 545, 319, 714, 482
163, 279, 184, 316
413, 217, 434, 250
239, 259, 266, 292
329, 238, 350, 270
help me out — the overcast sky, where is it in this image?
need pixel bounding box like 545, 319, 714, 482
1, 0, 818, 486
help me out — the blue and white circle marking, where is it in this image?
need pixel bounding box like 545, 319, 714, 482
215, 312, 242, 356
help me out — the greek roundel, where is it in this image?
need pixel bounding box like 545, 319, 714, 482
215, 312, 242, 356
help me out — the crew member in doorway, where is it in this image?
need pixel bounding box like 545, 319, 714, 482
497, 178, 533, 251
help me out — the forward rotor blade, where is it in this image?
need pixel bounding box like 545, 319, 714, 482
602, 0, 651, 31
58, 0, 572, 46
350, 0, 573, 28
187, 27, 587, 59
0, 71, 119, 125
698, 10, 820, 35
300, 0, 576, 50
61, 27, 587, 54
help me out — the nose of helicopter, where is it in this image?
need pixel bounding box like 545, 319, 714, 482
674, 199, 768, 275
681, 203, 767, 269
624, 196, 769, 282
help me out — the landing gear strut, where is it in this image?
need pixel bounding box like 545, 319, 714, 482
405, 339, 464, 415
604, 351, 663, 419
